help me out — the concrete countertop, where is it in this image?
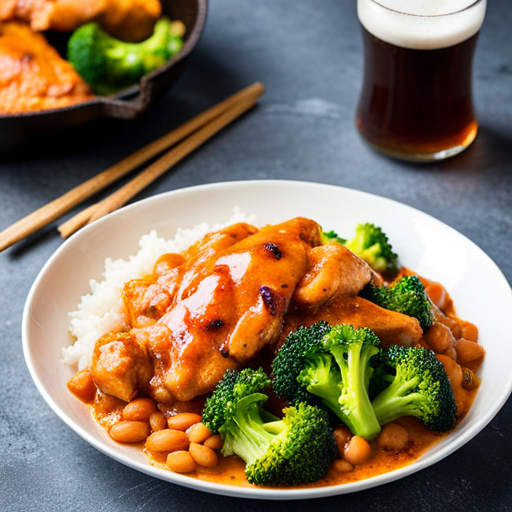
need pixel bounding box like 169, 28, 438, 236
1, 1, 511, 510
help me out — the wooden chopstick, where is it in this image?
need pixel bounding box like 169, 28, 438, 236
0, 82, 265, 253
57, 203, 99, 237
59, 94, 260, 238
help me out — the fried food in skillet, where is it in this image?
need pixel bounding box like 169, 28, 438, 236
0, 21, 93, 114
0, 0, 162, 42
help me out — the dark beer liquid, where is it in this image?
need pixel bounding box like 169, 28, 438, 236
356, 27, 479, 160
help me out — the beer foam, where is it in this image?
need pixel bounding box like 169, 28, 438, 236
358, 0, 486, 49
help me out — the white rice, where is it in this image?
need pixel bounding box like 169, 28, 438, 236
63, 208, 255, 370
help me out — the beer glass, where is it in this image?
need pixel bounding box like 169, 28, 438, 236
356, 0, 487, 162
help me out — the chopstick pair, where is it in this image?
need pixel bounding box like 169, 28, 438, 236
0, 82, 265, 252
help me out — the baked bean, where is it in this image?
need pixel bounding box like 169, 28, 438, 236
187, 423, 212, 444
425, 282, 447, 310
437, 354, 465, 417
424, 323, 455, 354
167, 450, 196, 473
438, 355, 463, 388
149, 412, 167, 432
203, 434, 223, 450
333, 425, 352, 455
462, 367, 479, 390
146, 429, 189, 453
444, 346, 458, 361
455, 338, 485, 365
167, 413, 202, 431
152, 387, 173, 404
189, 442, 218, 467
122, 398, 157, 421
344, 435, 372, 466
459, 320, 479, 342
67, 368, 97, 403
109, 421, 151, 443
331, 459, 353, 473
436, 314, 462, 339
378, 423, 409, 452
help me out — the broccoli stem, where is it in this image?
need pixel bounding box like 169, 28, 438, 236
262, 420, 285, 435
372, 373, 422, 425
221, 394, 274, 464
330, 344, 381, 440
301, 354, 342, 411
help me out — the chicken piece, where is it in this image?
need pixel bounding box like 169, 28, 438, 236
121, 253, 185, 329
1, 0, 104, 32
156, 270, 240, 402
152, 253, 185, 296
292, 244, 375, 311
149, 217, 317, 402
174, 222, 259, 302
0, 0, 161, 42
88, 224, 259, 404
91, 331, 152, 402
122, 279, 172, 328
99, 0, 162, 42
90, 218, 339, 403
220, 217, 316, 361
0, 21, 94, 114
281, 296, 423, 349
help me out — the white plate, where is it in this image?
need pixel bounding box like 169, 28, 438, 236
22, 180, 512, 500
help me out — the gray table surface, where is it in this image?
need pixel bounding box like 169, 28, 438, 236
1, 1, 511, 511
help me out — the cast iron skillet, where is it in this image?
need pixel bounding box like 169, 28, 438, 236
0, 0, 207, 151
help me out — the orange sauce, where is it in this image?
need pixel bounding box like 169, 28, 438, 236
143, 416, 445, 488
66, 224, 484, 489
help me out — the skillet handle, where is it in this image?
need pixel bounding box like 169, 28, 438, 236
98, 79, 156, 119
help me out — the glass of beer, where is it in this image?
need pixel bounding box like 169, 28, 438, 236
356, 0, 487, 162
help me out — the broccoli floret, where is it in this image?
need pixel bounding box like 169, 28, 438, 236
320, 229, 347, 245
368, 358, 394, 401
272, 322, 382, 440
245, 402, 337, 486
361, 275, 435, 331
201, 367, 274, 435
344, 223, 399, 275
67, 18, 184, 95
271, 321, 333, 406
202, 368, 336, 486
371, 345, 457, 432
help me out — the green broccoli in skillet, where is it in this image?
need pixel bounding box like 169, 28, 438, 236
67, 17, 183, 95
